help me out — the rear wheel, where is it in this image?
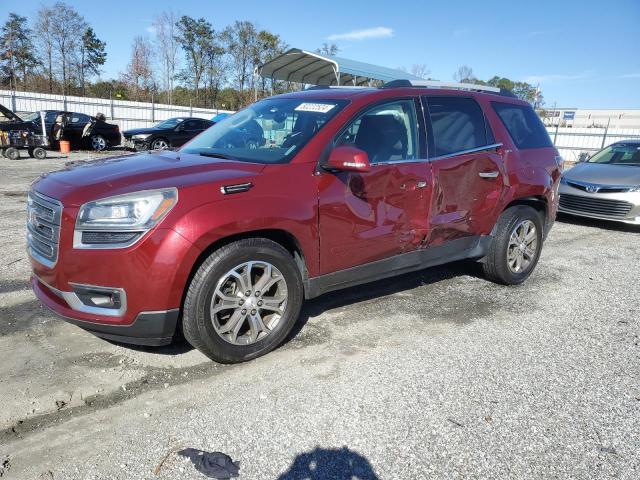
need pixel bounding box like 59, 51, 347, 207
91, 134, 107, 151
482, 206, 544, 285
33, 147, 47, 159
182, 238, 303, 363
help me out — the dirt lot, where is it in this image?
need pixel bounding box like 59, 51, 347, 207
0, 151, 639, 479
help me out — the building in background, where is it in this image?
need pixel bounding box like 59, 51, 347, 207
539, 108, 640, 129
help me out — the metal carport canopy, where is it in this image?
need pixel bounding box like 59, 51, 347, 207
256, 48, 423, 86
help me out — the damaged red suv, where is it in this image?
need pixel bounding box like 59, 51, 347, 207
28, 80, 561, 363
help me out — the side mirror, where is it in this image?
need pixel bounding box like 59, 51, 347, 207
325, 145, 371, 173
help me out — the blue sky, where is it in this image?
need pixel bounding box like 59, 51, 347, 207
4, 0, 640, 108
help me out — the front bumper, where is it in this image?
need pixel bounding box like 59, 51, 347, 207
558, 183, 640, 224
33, 276, 179, 345
124, 138, 149, 151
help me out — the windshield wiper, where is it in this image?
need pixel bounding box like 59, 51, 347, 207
198, 152, 236, 160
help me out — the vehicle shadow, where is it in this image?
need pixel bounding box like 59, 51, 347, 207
557, 212, 640, 233
286, 260, 483, 343
277, 446, 379, 480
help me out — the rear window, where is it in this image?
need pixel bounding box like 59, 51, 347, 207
426, 97, 488, 157
491, 102, 552, 149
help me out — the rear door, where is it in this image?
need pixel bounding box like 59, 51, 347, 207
65, 113, 91, 147
318, 98, 432, 274
423, 96, 505, 244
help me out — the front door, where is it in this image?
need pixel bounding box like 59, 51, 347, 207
318, 99, 432, 274
173, 119, 204, 147
423, 96, 505, 245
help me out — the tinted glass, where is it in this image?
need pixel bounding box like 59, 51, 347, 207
70, 113, 90, 124
181, 97, 348, 164
587, 144, 640, 165
183, 120, 201, 130
336, 100, 418, 163
426, 97, 487, 156
44, 111, 58, 123
155, 118, 185, 129
492, 102, 552, 149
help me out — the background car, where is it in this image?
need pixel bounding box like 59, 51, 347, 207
41, 110, 121, 151
559, 140, 640, 224
123, 117, 213, 151
0, 105, 120, 151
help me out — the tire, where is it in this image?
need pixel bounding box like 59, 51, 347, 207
182, 238, 304, 363
482, 206, 544, 285
33, 147, 47, 160
5, 147, 19, 160
91, 134, 107, 151
151, 138, 169, 150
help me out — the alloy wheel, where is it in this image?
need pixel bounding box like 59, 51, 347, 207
91, 135, 106, 151
152, 139, 169, 150
210, 261, 288, 345
507, 219, 538, 273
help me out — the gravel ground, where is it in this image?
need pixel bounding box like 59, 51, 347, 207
0, 152, 638, 479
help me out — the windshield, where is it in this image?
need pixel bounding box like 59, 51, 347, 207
181, 97, 349, 164
588, 144, 640, 166
155, 118, 185, 129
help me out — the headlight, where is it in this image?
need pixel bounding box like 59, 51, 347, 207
132, 134, 151, 140
74, 189, 177, 248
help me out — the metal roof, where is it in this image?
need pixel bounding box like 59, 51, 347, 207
256, 48, 423, 86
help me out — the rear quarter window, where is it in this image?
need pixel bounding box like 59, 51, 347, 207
491, 102, 552, 149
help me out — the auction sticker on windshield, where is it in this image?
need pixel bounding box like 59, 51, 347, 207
295, 103, 336, 113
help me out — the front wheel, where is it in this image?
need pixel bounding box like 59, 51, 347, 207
482, 206, 544, 285
182, 238, 303, 363
151, 138, 169, 150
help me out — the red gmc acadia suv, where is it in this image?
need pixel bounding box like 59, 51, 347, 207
28, 80, 562, 363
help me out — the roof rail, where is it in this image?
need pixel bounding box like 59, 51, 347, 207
382, 79, 517, 98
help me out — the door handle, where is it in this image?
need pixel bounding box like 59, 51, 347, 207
478, 171, 499, 179
400, 180, 428, 190
416, 181, 428, 189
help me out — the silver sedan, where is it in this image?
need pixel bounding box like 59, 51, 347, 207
559, 140, 640, 225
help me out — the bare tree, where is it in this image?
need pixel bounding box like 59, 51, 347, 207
453, 65, 475, 83
316, 43, 339, 56
49, 2, 87, 95
34, 6, 55, 92
122, 36, 154, 101
410, 64, 430, 79
152, 11, 180, 104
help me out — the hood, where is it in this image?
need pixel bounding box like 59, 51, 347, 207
33, 150, 266, 206
123, 127, 168, 136
563, 162, 640, 187
0, 103, 22, 122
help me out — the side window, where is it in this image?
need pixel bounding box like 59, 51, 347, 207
336, 100, 418, 164
44, 111, 57, 123
70, 113, 90, 124
183, 120, 201, 131
426, 97, 488, 157
491, 102, 552, 149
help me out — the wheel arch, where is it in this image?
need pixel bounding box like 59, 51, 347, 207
496, 195, 549, 236
178, 228, 309, 321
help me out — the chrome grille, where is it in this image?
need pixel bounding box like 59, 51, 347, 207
559, 194, 633, 219
566, 181, 632, 194
27, 191, 62, 267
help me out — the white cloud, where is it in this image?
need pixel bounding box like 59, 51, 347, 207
327, 27, 393, 41
619, 72, 640, 79
524, 71, 592, 84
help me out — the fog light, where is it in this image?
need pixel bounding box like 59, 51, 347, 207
71, 284, 123, 310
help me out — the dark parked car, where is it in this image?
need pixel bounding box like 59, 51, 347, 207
42, 110, 121, 151
28, 80, 561, 363
123, 117, 213, 151
1, 105, 121, 151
